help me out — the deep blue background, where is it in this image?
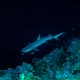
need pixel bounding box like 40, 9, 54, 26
0, 2, 80, 69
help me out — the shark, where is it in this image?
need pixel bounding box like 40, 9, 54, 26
21, 32, 65, 55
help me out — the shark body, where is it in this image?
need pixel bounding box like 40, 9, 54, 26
21, 32, 65, 55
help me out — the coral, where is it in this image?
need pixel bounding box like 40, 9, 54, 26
67, 39, 80, 62
15, 62, 34, 74
72, 62, 80, 74
0, 70, 5, 77
19, 72, 41, 80
56, 68, 73, 80
32, 47, 67, 80
0, 73, 12, 80
0, 36, 80, 80
55, 68, 80, 80
62, 74, 80, 80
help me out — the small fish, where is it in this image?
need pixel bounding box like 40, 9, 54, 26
21, 32, 65, 55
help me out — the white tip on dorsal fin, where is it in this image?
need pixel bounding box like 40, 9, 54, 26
48, 34, 52, 37
37, 34, 41, 40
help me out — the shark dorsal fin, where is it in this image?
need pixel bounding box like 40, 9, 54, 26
37, 34, 41, 40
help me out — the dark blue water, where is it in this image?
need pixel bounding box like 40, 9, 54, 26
0, 6, 80, 69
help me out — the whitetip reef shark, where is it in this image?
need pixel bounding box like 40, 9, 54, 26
21, 32, 65, 55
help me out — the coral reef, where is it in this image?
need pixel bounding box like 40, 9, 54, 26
0, 37, 80, 80
19, 72, 41, 80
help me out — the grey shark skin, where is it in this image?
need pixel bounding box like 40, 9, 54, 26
21, 32, 65, 55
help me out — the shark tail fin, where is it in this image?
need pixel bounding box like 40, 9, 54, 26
54, 32, 65, 40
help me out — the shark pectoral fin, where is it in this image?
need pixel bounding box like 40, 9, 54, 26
37, 34, 41, 40
45, 41, 48, 45
31, 52, 34, 54
34, 48, 39, 51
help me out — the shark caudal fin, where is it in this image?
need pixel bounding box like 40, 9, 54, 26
53, 32, 65, 40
